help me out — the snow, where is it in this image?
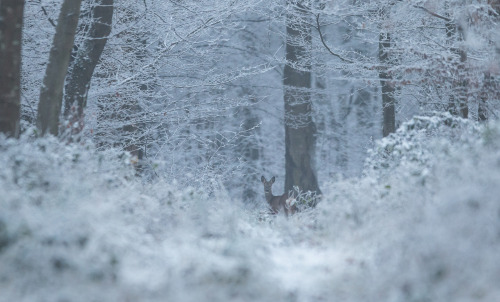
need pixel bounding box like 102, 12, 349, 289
1, 115, 500, 302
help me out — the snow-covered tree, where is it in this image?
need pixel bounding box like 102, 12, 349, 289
0, 0, 24, 138
37, 0, 82, 136
63, 0, 113, 138
283, 0, 322, 196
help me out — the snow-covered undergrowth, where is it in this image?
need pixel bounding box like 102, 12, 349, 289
1, 114, 500, 302
315, 113, 500, 302
0, 134, 276, 302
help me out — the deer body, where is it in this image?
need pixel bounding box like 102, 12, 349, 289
261, 176, 296, 216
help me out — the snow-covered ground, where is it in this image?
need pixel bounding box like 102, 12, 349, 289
1, 115, 500, 302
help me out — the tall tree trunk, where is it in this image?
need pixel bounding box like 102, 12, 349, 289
375, 0, 397, 140
478, 72, 490, 122
447, 47, 468, 118
336, 93, 351, 173
236, 90, 261, 204
379, 31, 396, 137
0, 0, 24, 138
479, 1, 500, 121
283, 0, 321, 196
64, 0, 113, 135
37, 0, 82, 136
445, 6, 468, 118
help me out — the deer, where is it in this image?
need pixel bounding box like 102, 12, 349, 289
261, 176, 297, 217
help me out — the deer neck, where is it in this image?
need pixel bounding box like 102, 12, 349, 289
264, 189, 274, 204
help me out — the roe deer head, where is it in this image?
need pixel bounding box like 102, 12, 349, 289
261, 176, 296, 216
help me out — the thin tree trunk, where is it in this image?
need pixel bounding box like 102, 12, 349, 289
479, 1, 500, 121
447, 46, 468, 118
37, 0, 82, 136
0, 0, 24, 138
478, 72, 490, 122
445, 7, 468, 118
283, 0, 321, 197
378, 32, 396, 137
64, 0, 113, 135
336, 93, 351, 173
236, 90, 261, 203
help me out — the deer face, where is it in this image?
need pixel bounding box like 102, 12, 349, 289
261, 176, 275, 195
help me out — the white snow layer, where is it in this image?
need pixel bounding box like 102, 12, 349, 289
1, 115, 500, 302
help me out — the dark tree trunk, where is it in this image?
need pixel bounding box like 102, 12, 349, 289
478, 72, 490, 122
479, 1, 500, 121
37, 0, 82, 136
64, 0, 113, 135
336, 93, 351, 173
447, 46, 468, 118
0, 0, 24, 138
478, 98, 488, 122
378, 32, 396, 137
445, 13, 468, 118
283, 0, 321, 197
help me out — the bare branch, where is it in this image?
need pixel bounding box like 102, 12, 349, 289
315, 14, 354, 64
414, 5, 451, 22
396, 1, 452, 22
40, 5, 56, 27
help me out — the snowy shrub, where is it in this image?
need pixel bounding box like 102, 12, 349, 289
365, 112, 481, 181
2, 115, 500, 302
0, 134, 279, 302
0, 134, 136, 301
315, 116, 500, 302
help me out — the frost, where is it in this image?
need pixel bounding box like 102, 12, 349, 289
1, 115, 500, 301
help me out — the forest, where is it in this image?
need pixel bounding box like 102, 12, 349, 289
1, 0, 499, 301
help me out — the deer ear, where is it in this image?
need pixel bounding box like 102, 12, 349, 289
261, 176, 266, 183
270, 176, 275, 184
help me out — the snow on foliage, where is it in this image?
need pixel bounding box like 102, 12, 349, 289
0, 131, 276, 302
365, 112, 482, 179
317, 114, 500, 301
1, 115, 500, 301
